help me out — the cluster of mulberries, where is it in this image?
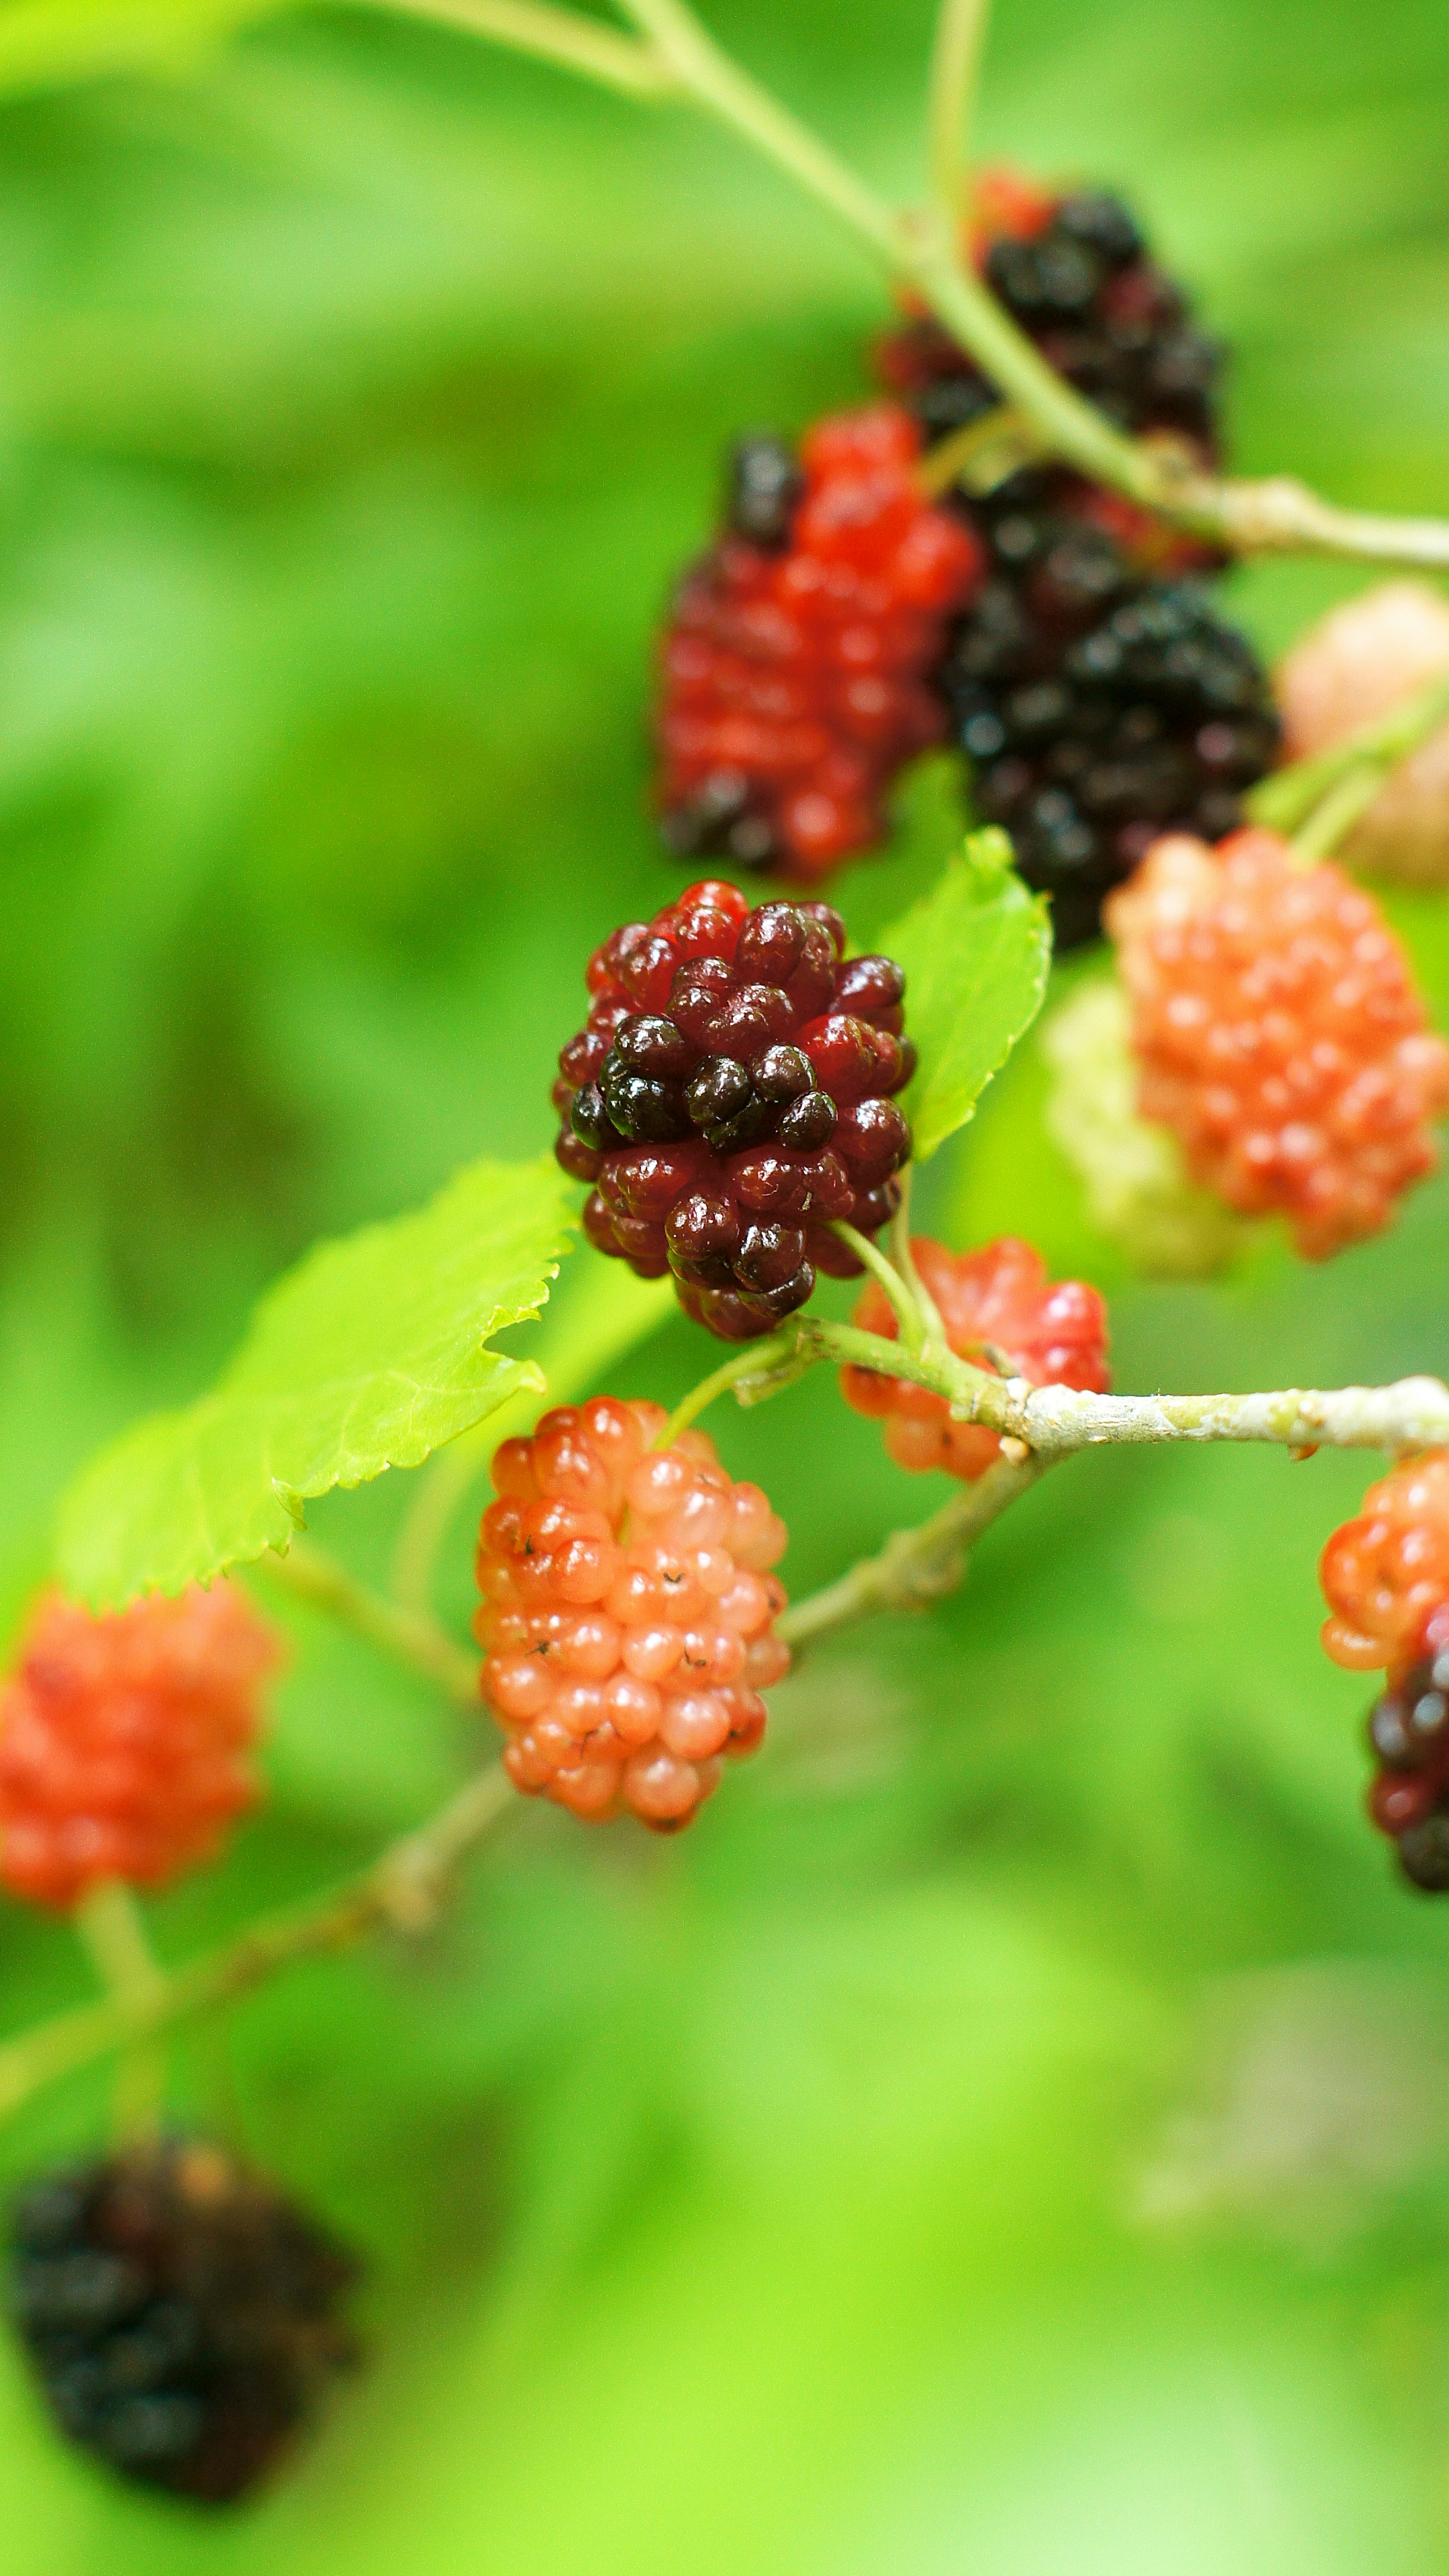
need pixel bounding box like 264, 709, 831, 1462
1321, 1452, 1449, 1890
656, 404, 984, 881
0, 1584, 277, 1910
840, 1234, 1110, 1478
553, 881, 913, 1340
1106, 826, 1449, 1256
475, 1398, 789, 1831
650, 169, 1281, 947
9, 2139, 358, 2500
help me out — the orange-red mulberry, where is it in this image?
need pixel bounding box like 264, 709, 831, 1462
0, 1584, 277, 1910
1107, 826, 1449, 1257
475, 1398, 789, 1830
840, 1235, 1109, 1478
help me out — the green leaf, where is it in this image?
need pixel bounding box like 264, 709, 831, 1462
54, 1155, 575, 1606
882, 828, 1051, 1163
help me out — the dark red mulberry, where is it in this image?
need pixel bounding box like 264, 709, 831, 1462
556, 885, 914, 1339
8, 2139, 358, 2500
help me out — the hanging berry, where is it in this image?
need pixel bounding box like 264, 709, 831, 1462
1106, 826, 1449, 1256
1277, 580, 1449, 886
475, 1398, 789, 1831
8, 2138, 359, 2499
0, 1584, 278, 1910
655, 403, 984, 880
938, 548, 1280, 950
1321, 1452, 1449, 1891
554, 883, 914, 1340
840, 1235, 1109, 1477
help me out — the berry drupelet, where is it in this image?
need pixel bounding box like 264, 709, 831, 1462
1108, 827, 1449, 1257
1321, 1452, 1449, 1891
475, 1398, 789, 1830
0, 1584, 278, 1911
655, 403, 984, 881
938, 504, 1280, 949
9, 2138, 359, 2500
554, 880, 915, 1340
840, 1235, 1109, 1477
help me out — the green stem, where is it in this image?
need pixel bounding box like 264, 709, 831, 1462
254, 1538, 479, 1704
801, 1314, 1449, 1458
915, 403, 1040, 500
926, 0, 993, 226
888, 1169, 950, 1349
1289, 764, 1386, 865
361, 0, 675, 92
831, 1221, 925, 1351
1249, 662, 1449, 838
391, 1434, 494, 1619
655, 1329, 804, 1447
74, 1882, 168, 2145
0, 1767, 515, 2131
778, 1448, 1046, 1652
402, 0, 1449, 568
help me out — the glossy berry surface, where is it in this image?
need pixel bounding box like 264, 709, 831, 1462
840, 1236, 1110, 1478
1320, 1449, 1449, 1676
475, 1399, 789, 1830
1277, 580, 1449, 887
1108, 827, 1449, 1256
940, 540, 1279, 950
9, 2138, 358, 2501
555, 882, 914, 1340
0, 1584, 277, 1910
655, 404, 984, 880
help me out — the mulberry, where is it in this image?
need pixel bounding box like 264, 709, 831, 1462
840, 1235, 1109, 1478
655, 404, 984, 880
0, 1584, 277, 1911
939, 531, 1280, 949
9, 2138, 358, 2500
554, 881, 914, 1340
1320, 1449, 1449, 1676
475, 1398, 789, 1830
1361, 1650, 1449, 1892
1107, 827, 1449, 1256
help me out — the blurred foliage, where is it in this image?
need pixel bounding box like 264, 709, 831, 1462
2, 0, 1449, 2567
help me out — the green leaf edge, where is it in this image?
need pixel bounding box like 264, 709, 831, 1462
54, 1152, 577, 1608
884, 826, 1052, 1163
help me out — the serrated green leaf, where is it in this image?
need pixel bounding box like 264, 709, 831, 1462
54, 1155, 575, 1606
882, 829, 1052, 1163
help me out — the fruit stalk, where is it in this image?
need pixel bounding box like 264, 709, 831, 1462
778, 1447, 1045, 1652
74, 1879, 169, 2145
0, 1764, 516, 2128
926, 0, 993, 226
413, 0, 1449, 570
1249, 662, 1449, 837
254, 1537, 479, 1703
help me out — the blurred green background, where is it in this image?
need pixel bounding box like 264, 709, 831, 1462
3, 0, 1449, 2565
